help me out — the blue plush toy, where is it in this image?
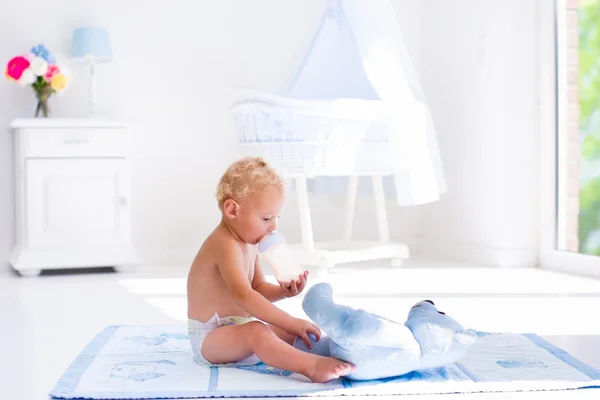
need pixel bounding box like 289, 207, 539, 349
295, 282, 477, 380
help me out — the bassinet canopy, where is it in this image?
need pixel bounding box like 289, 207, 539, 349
231, 0, 446, 207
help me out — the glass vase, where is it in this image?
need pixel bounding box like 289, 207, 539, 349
34, 85, 53, 118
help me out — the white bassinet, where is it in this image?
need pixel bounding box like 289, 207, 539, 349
231, 91, 396, 177
230, 0, 446, 270
231, 90, 413, 269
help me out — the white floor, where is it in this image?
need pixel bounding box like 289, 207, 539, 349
2, 258, 600, 399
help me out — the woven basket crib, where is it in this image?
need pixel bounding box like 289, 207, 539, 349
231, 91, 398, 177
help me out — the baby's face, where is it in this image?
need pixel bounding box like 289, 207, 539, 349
238, 186, 285, 245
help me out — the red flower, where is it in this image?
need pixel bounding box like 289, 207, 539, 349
6, 56, 30, 80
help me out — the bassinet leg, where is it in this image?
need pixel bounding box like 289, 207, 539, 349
343, 176, 359, 243
296, 176, 315, 252
371, 175, 390, 243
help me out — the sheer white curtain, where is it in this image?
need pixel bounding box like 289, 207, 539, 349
288, 0, 446, 206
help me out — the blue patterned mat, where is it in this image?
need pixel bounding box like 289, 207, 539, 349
50, 325, 600, 399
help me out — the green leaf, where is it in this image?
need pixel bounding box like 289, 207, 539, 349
579, 177, 600, 254
582, 135, 600, 159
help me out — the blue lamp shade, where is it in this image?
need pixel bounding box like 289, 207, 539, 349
70, 26, 112, 62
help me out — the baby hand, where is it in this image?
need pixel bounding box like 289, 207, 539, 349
288, 317, 321, 348
279, 271, 309, 297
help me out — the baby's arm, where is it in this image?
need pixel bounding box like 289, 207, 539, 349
216, 239, 296, 331
252, 255, 286, 302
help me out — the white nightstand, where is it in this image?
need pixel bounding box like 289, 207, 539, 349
9, 118, 140, 276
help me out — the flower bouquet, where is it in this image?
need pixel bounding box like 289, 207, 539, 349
5, 44, 72, 117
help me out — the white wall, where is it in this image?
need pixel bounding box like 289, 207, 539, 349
418, 0, 540, 267
0, 0, 543, 270
0, 0, 425, 269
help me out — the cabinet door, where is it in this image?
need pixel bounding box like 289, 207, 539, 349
25, 159, 131, 250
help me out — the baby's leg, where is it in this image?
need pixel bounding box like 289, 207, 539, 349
268, 324, 331, 356
201, 321, 354, 383
266, 324, 295, 345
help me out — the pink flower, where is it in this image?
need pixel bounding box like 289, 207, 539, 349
44, 64, 60, 83
6, 56, 30, 80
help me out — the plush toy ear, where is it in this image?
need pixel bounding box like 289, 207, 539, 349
455, 331, 477, 346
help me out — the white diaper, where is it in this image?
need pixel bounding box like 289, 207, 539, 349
187, 313, 262, 367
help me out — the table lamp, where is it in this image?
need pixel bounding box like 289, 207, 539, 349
70, 26, 112, 116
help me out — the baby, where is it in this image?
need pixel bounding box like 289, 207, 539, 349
187, 156, 354, 383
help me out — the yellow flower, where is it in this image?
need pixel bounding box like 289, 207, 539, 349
50, 72, 69, 91
5, 67, 14, 81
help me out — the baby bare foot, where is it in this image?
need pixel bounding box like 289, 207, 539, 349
307, 357, 355, 383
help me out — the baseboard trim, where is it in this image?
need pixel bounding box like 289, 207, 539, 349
136, 237, 538, 268
135, 237, 424, 268
415, 237, 538, 268
540, 249, 600, 279
136, 247, 197, 266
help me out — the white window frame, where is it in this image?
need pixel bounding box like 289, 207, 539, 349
539, 0, 600, 278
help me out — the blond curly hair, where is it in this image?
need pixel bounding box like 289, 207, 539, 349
216, 156, 284, 209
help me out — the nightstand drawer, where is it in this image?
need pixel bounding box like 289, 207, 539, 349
24, 128, 129, 158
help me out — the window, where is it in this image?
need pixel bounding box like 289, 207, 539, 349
540, 0, 600, 276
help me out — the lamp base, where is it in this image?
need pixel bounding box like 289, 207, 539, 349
87, 59, 99, 118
